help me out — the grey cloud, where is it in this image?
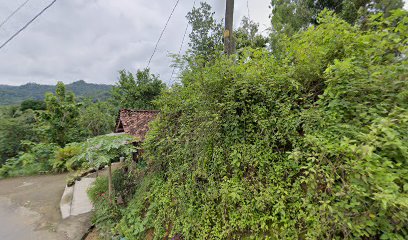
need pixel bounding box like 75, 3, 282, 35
0, 0, 271, 86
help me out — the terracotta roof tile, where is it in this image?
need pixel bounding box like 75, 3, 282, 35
114, 109, 159, 141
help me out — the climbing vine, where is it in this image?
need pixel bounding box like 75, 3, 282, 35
112, 10, 408, 239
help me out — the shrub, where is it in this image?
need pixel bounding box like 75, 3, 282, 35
51, 143, 84, 172
116, 10, 408, 239
112, 169, 138, 204
88, 170, 129, 238
88, 175, 110, 203
0, 142, 59, 178
116, 173, 163, 238
89, 176, 122, 239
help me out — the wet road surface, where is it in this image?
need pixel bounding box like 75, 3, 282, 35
0, 174, 92, 240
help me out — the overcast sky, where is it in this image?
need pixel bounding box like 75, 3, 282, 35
0, 0, 271, 86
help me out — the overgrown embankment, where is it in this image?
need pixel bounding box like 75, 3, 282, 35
92, 11, 408, 239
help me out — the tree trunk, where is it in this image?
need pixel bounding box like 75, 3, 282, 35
108, 163, 113, 197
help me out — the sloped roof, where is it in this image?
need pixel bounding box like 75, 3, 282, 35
114, 109, 159, 141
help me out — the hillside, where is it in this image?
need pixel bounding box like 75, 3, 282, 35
0, 80, 113, 105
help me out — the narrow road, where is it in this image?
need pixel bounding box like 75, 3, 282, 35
0, 174, 92, 240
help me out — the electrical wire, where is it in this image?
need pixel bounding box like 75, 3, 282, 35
170, 0, 196, 84
247, 0, 251, 21
169, 23, 189, 84
0, 0, 32, 30
147, 0, 181, 67
0, 0, 57, 51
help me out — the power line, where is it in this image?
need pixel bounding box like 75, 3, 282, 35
170, 0, 196, 84
247, 0, 251, 21
147, 0, 181, 67
0, 0, 32, 30
0, 0, 57, 51
169, 23, 188, 84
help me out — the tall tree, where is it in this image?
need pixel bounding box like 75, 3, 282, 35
20, 99, 46, 111
39, 82, 80, 146
235, 16, 268, 50
270, 0, 404, 35
78, 101, 116, 137
111, 68, 165, 110
186, 2, 223, 62
0, 108, 37, 165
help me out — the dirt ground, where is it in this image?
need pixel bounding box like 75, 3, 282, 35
0, 174, 92, 240
84, 228, 100, 240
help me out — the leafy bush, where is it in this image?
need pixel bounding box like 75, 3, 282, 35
50, 134, 135, 176
116, 173, 163, 238
0, 109, 38, 164
88, 171, 131, 238
112, 169, 139, 204
51, 142, 84, 172
73, 134, 136, 169
92, 193, 122, 239
20, 99, 46, 111
88, 175, 121, 236
0, 142, 59, 177
88, 170, 138, 204
111, 68, 166, 110
78, 101, 116, 137
116, 10, 408, 239
88, 175, 110, 203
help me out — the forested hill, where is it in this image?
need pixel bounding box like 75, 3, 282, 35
0, 80, 113, 105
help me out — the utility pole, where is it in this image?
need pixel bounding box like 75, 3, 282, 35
224, 0, 235, 55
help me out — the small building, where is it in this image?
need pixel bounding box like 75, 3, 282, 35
114, 109, 159, 161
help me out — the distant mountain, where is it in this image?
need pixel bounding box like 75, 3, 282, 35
0, 80, 113, 105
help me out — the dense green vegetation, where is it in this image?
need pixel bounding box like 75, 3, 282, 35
270, 0, 404, 35
0, 80, 112, 105
0, 69, 164, 177
1, 1, 406, 239
111, 68, 166, 110
86, 7, 408, 240
0, 106, 38, 166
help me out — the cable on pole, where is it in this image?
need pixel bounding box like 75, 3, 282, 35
0, 0, 32, 30
147, 0, 181, 68
0, 0, 57, 51
170, 0, 196, 84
